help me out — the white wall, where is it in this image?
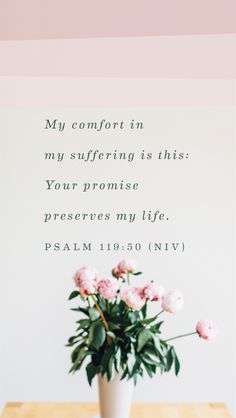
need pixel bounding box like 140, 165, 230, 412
1, 106, 234, 415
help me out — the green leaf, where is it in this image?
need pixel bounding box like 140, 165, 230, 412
70, 343, 85, 363
160, 339, 168, 350
127, 351, 136, 374
144, 345, 164, 362
86, 363, 99, 386
74, 348, 86, 365
79, 294, 86, 302
77, 319, 91, 328
110, 303, 121, 315
137, 329, 152, 352
88, 323, 106, 350
133, 373, 138, 385
166, 348, 174, 371
118, 300, 127, 312
141, 315, 158, 325
141, 303, 147, 319
107, 331, 116, 340
128, 311, 139, 323
121, 367, 129, 380
114, 347, 121, 372
140, 354, 160, 366
171, 347, 181, 376
101, 347, 112, 368
107, 354, 114, 381
66, 331, 84, 347
88, 307, 100, 321
143, 346, 156, 356
174, 355, 180, 375
68, 290, 80, 300
69, 346, 92, 373
108, 322, 120, 331
96, 295, 106, 310
67, 335, 79, 344
132, 272, 142, 276
77, 307, 90, 316
153, 335, 162, 351
143, 362, 154, 378
100, 346, 114, 379
150, 321, 164, 334
124, 323, 139, 332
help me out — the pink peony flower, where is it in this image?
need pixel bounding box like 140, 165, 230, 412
73, 266, 97, 284
143, 283, 165, 301
97, 278, 119, 300
112, 266, 126, 280
73, 267, 97, 296
162, 289, 184, 313
120, 286, 145, 311
196, 319, 218, 340
117, 259, 137, 273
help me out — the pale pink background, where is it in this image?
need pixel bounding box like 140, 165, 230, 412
0, 35, 235, 78
0, 78, 234, 108
0, 0, 235, 40
1, 100, 234, 415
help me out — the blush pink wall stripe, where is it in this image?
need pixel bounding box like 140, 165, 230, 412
0, 35, 235, 79
0, 78, 233, 108
0, 0, 235, 40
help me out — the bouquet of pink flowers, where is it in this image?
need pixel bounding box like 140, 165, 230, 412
67, 259, 218, 385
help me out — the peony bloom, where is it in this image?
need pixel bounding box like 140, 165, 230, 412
162, 289, 184, 313
196, 319, 218, 340
120, 286, 145, 311
117, 259, 137, 273
73, 267, 97, 296
112, 266, 126, 280
73, 266, 97, 285
143, 283, 165, 301
97, 278, 119, 300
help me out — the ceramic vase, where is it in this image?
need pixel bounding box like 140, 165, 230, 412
98, 372, 134, 418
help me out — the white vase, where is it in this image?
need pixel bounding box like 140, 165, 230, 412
98, 372, 134, 418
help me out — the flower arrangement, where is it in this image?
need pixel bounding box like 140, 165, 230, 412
67, 259, 218, 385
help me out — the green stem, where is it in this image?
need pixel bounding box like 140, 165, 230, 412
157, 310, 164, 317
90, 294, 110, 332
164, 331, 197, 343
127, 271, 130, 285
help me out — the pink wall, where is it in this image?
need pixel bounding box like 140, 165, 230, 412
0, 0, 235, 40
